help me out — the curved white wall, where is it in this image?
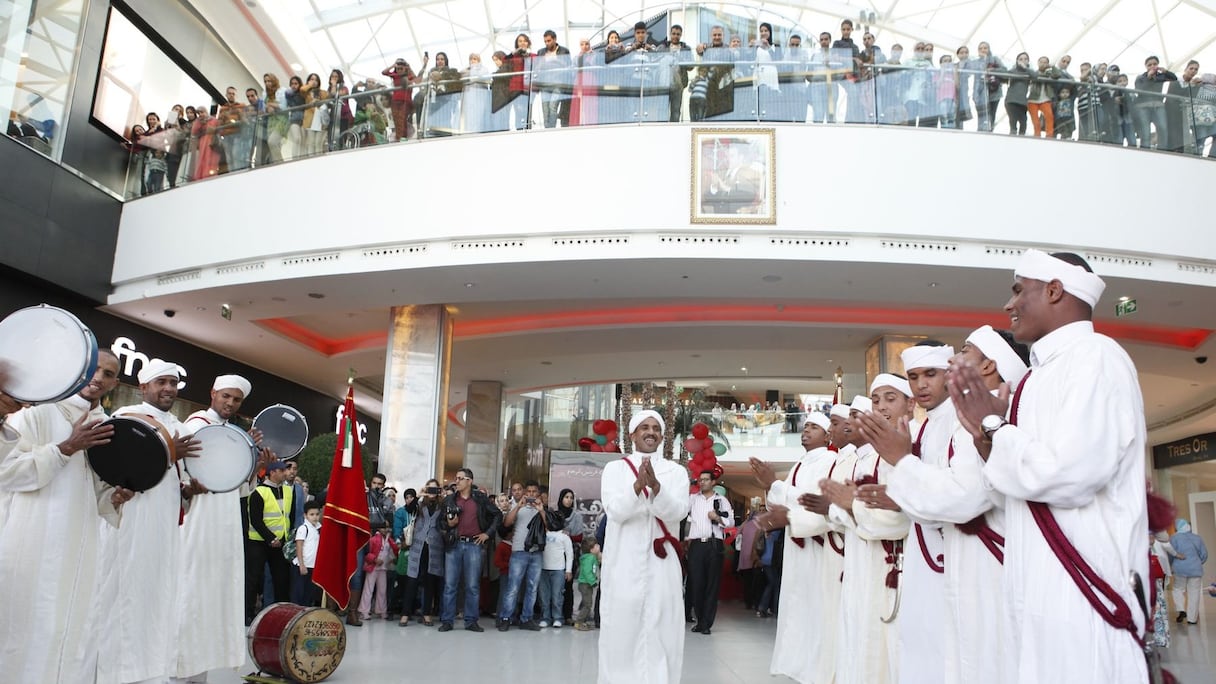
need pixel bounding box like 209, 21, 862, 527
112, 123, 1216, 302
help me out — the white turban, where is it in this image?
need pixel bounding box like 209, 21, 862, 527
213, 374, 252, 397
966, 325, 1030, 386
1014, 249, 1106, 308
849, 395, 873, 413
829, 403, 851, 419
804, 411, 831, 433
869, 373, 912, 398
138, 359, 183, 384
901, 345, 955, 372
628, 409, 666, 434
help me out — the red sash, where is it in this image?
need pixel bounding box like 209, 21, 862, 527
622, 457, 687, 573
911, 420, 945, 574
789, 462, 806, 548
1013, 371, 1143, 647
950, 435, 1006, 564
810, 459, 846, 556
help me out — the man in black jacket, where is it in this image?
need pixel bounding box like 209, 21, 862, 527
438, 468, 503, 632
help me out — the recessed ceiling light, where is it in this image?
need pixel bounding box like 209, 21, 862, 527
761, 275, 782, 283
540, 361, 552, 365
196, 306, 206, 311
464, 282, 476, 288
690, 353, 701, 358
928, 282, 939, 288
740, 366, 747, 372
1117, 296, 1130, 303
826, 359, 833, 363
271, 296, 287, 302
290, 62, 303, 71
307, 292, 325, 299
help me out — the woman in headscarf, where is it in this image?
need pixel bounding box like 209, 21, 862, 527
556, 488, 586, 623
398, 479, 446, 626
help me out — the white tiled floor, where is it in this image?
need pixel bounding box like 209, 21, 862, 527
210, 598, 1216, 683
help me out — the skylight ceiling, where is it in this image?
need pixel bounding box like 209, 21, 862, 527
257, 1, 1216, 83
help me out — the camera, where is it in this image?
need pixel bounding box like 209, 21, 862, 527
525, 497, 537, 504
1197, 356, 1209, 365
163, 309, 176, 318
425, 486, 442, 495
445, 505, 460, 520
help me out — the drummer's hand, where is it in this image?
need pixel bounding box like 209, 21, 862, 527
256, 447, 275, 469
111, 486, 134, 507
58, 414, 115, 455
183, 479, 209, 496
172, 433, 202, 462
250, 427, 264, 447
0, 391, 25, 418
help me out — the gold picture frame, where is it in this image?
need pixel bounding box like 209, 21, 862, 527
690, 127, 776, 225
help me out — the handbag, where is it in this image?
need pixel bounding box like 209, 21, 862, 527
283, 524, 300, 561
402, 516, 415, 548
524, 513, 547, 553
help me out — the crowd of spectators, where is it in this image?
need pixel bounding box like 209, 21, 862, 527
120, 18, 1216, 197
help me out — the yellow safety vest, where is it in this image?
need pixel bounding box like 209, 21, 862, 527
248, 484, 293, 542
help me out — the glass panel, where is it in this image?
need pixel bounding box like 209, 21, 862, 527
1, 0, 86, 159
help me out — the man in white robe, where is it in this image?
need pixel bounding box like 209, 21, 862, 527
0, 350, 132, 683
863, 328, 1031, 684
598, 409, 691, 684
749, 411, 837, 684
858, 345, 956, 684
823, 393, 911, 684
97, 359, 200, 684
0, 387, 23, 462
171, 374, 259, 683
950, 250, 1149, 684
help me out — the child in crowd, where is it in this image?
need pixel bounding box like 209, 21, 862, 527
689, 67, 710, 122
540, 528, 574, 627
574, 538, 601, 631
1054, 85, 1075, 140
359, 522, 399, 620
292, 502, 323, 606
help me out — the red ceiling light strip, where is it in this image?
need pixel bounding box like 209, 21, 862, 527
256, 303, 1212, 356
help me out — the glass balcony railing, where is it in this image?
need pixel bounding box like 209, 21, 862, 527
121, 54, 1216, 200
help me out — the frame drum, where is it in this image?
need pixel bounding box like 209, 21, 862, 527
86, 415, 173, 492
252, 404, 309, 459
0, 304, 99, 403
186, 424, 257, 493
248, 603, 346, 683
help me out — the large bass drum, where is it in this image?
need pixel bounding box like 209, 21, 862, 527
252, 404, 309, 459
86, 415, 173, 492
248, 603, 346, 683
0, 304, 98, 403
186, 423, 257, 492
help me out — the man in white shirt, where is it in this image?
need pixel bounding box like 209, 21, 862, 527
750, 411, 837, 683
97, 359, 200, 684
950, 250, 1148, 684
171, 374, 259, 683
598, 409, 690, 683
686, 468, 733, 635
0, 349, 132, 683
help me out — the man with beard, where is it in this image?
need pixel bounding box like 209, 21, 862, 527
750, 411, 838, 683
0, 349, 133, 682
598, 410, 690, 683
97, 359, 199, 684
172, 374, 268, 683
950, 250, 1148, 684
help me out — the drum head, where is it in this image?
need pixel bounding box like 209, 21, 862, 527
253, 404, 309, 460
186, 424, 256, 493
281, 607, 345, 682
87, 416, 171, 492
0, 304, 99, 403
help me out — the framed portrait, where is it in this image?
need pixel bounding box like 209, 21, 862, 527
690, 128, 776, 224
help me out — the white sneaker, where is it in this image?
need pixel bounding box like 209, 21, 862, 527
553, 621, 563, 628
538, 620, 549, 627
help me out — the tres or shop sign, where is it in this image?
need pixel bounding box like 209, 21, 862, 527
1115, 298, 1138, 317
1152, 432, 1215, 469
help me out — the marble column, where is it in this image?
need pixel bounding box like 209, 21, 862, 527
463, 381, 504, 490
379, 305, 452, 490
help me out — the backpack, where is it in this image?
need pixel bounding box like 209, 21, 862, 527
283, 524, 301, 561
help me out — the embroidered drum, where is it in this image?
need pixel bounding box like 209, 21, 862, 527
186, 423, 257, 493
0, 304, 98, 403
86, 414, 174, 492
248, 603, 346, 683
252, 404, 309, 459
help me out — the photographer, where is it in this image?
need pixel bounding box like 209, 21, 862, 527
685, 470, 733, 635
437, 468, 502, 632
398, 481, 444, 627
497, 480, 554, 631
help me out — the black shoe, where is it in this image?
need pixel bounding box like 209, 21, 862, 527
691, 624, 702, 633
438, 623, 453, 632
1177, 611, 1187, 623
497, 619, 510, 632
466, 622, 484, 632
520, 620, 541, 631
701, 628, 712, 635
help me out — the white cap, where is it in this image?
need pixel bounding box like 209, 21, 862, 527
804, 411, 831, 432
901, 345, 955, 372
849, 395, 873, 413
965, 325, 1029, 386
869, 373, 912, 398
212, 374, 252, 397
829, 403, 851, 419
1014, 249, 1105, 308
628, 409, 665, 434
138, 359, 183, 384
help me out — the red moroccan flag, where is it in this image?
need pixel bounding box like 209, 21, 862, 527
313, 386, 371, 609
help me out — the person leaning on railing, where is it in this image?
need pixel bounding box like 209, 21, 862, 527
1132, 55, 1177, 150
1191, 70, 1216, 157
382, 57, 425, 141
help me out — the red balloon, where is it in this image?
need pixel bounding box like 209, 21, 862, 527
603, 420, 618, 433
606, 430, 618, 443
702, 438, 715, 452
592, 419, 608, 435
589, 443, 603, 452
606, 442, 620, 453
691, 423, 710, 440
578, 437, 595, 450
683, 438, 702, 453
698, 448, 715, 462
711, 464, 724, 479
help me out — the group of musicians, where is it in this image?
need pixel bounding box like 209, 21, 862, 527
0, 351, 283, 684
